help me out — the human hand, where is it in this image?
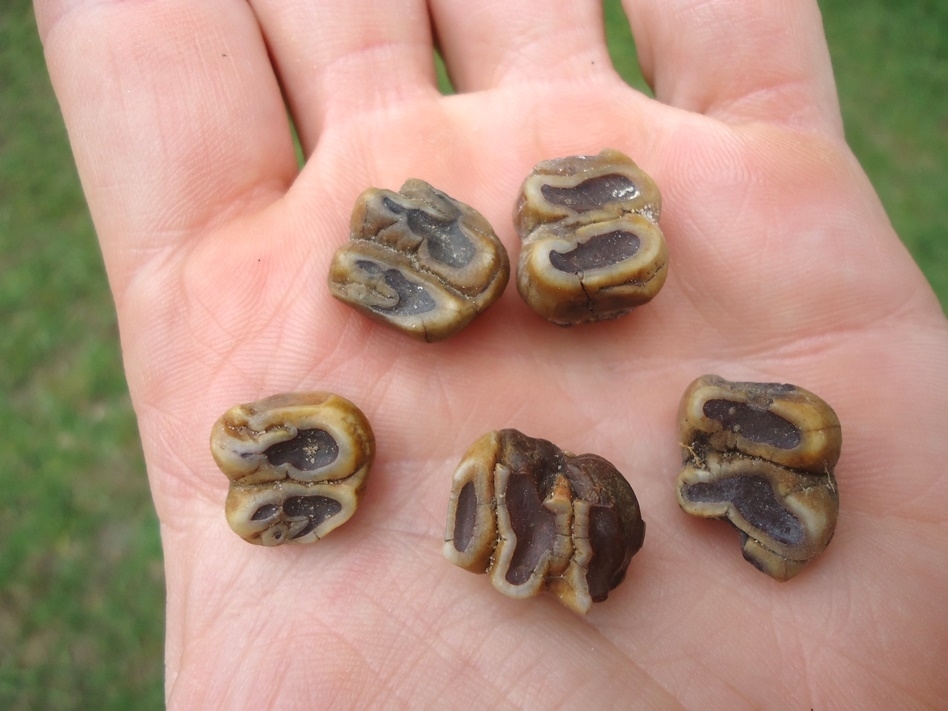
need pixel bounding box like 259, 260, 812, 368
36, 0, 948, 707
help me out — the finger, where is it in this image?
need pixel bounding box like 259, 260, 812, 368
623, 0, 843, 131
36, 0, 298, 296
249, 0, 437, 153
429, 0, 613, 92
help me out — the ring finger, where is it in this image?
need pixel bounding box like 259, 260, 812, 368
249, 0, 438, 153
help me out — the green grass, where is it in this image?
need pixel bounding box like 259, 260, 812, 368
1, 0, 944, 707
0, 2, 164, 709
823, 0, 948, 305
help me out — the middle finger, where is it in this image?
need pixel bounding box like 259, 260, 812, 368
430, 0, 613, 92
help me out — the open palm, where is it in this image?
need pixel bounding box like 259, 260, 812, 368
37, 0, 947, 707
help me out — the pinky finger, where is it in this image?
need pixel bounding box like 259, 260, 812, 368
36, 0, 298, 296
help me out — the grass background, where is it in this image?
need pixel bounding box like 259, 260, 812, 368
1, 0, 945, 707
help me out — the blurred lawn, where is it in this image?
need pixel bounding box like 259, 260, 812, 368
1, 0, 945, 708
0, 2, 165, 710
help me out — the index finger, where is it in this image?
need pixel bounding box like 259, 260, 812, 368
623, 0, 844, 132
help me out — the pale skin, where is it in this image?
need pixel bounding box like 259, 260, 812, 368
35, 0, 948, 708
